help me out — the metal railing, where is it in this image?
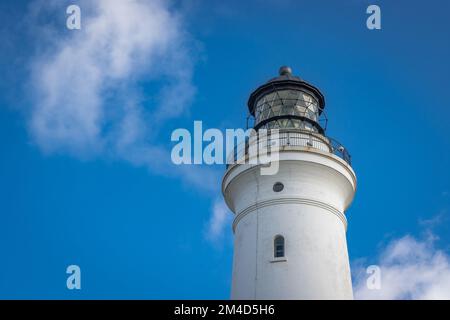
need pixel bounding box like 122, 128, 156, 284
226, 129, 351, 168
328, 136, 352, 165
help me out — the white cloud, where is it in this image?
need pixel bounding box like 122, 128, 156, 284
25, 0, 227, 241
205, 198, 232, 244
353, 234, 450, 300
30, 0, 194, 155
25, 0, 222, 192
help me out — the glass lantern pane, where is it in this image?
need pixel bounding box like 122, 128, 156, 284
254, 89, 321, 130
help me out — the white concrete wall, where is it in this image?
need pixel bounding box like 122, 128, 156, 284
223, 150, 356, 300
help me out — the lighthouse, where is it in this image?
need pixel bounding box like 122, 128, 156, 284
222, 67, 357, 299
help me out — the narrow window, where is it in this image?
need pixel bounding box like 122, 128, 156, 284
274, 235, 285, 258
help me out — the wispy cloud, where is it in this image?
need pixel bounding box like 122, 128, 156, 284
205, 198, 232, 244
24, 0, 221, 192
30, 0, 193, 154
353, 233, 450, 299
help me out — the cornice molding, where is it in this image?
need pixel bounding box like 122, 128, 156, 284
232, 197, 348, 233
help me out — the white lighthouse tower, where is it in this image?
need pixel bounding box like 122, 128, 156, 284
222, 67, 357, 299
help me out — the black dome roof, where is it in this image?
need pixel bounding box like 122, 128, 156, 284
247, 66, 325, 115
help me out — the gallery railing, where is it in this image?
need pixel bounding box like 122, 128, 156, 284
226, 129, 351, 168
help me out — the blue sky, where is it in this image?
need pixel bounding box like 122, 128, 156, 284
0, 0, 449, 299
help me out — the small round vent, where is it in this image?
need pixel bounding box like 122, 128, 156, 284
273, 182, 284, 192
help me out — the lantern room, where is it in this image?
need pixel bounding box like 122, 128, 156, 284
248, 66, 326, 134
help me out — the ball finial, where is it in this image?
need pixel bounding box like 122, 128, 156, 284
279, 66, 292, 76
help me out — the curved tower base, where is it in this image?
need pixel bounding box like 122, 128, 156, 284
223, 149, 356, 300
